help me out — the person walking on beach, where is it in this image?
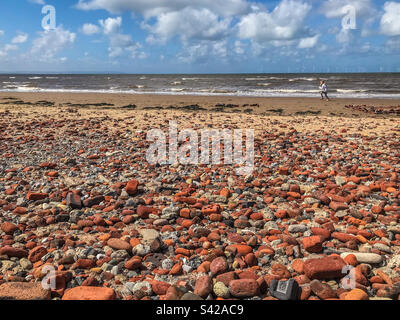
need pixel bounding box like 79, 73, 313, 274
319, 80, 330, 101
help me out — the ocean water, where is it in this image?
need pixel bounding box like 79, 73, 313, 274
1, 73, 400, 99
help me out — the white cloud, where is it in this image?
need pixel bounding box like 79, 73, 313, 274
76, 0, 252, 63
108, 46, 123, 58
381, 2, 400, 36
336, 28, 355, 44
4, 44, 18, 51
126, 43, 147, 59
178, 42, 210, 64
321, 0, 375, 19
99, 17, 122, 35
81, 23, 101, 35
0, 30, 4, 36
238, 0, 312, 43
143, 7, 231, 43
234, 40, 245, 55
75, 0, 249, 18
321, 0, 377, 44
298, 34, 319, 48
31, 26, 76, 60
178, 40, 229, 63
212, 40, 228, 57
29, 0, 45, 4
97, 17, 147, 59
12, 33, 28, 44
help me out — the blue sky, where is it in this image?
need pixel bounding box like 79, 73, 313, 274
0, 0, 399, 73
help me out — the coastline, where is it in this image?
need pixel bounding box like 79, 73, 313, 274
1, 92, 400, 117
1, 91, 400, 301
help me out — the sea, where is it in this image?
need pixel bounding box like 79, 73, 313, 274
1, 73, 400, 99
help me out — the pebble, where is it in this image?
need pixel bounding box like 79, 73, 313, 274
229, 279, 259, 298
62, 286, 116, 300
213, 282, 230, 298
132, 244, 151, 257
373, 243, 391, 253
181, 292, 203, 300
194, 276, 213, 298
66, 193, 82, 209
340, 252, 383, 265
304, 256, 346, 280
0, 282, 50, 300
210, 257, 228, 276
288, 225, 308, 233
139, 229, 160, 243
310, 280, 337, 299
161, 259, 174, 270
107, 239, 132, 251
2, 107, 400, 300
1, 222, 18, 235
342, 288, 369, 300
0, 246, 28, 258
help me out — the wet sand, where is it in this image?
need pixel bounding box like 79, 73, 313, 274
1, 92, 400, 117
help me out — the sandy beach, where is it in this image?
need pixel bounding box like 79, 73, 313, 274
1, 92, 400, 301
1, 92, 400, 117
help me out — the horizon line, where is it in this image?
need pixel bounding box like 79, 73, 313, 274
1, 71, 400, 75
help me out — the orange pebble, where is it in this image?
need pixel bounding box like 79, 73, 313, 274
343, 254, 358, 267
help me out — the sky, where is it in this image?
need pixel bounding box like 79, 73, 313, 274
0, 0, 399, 73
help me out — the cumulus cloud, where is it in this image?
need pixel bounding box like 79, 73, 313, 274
75, 0, 249, 18
178, 40, 228, 64
298, 34, 320, 48
31, 26, 76, 60
81, 23, 101, 35
63, 0, 400, 67
380, 2, 400, 36
143, 7, 231, 43
12, 33, 28, 44
96, 17, 146, 59
238, 0, 313, 44
108, 33, 134, 57
126, 43, 147, 59
321, 0, 377, 42
0, 31, 19, 59
77, 0, 248, 45
99, 17, 122, 35
321, 0, 375, 19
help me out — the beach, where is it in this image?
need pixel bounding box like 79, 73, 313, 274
1, 92, 400, 301
1, 91, 400, 117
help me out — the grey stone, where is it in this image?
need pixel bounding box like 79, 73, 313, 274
181, 292, 203, 300
161, 259, 174, 270
373, 243, 391, 253
340, 252, 383, 264
288, 224, 308, 233
335, 176, 346, 186
139, 229, 160, 242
